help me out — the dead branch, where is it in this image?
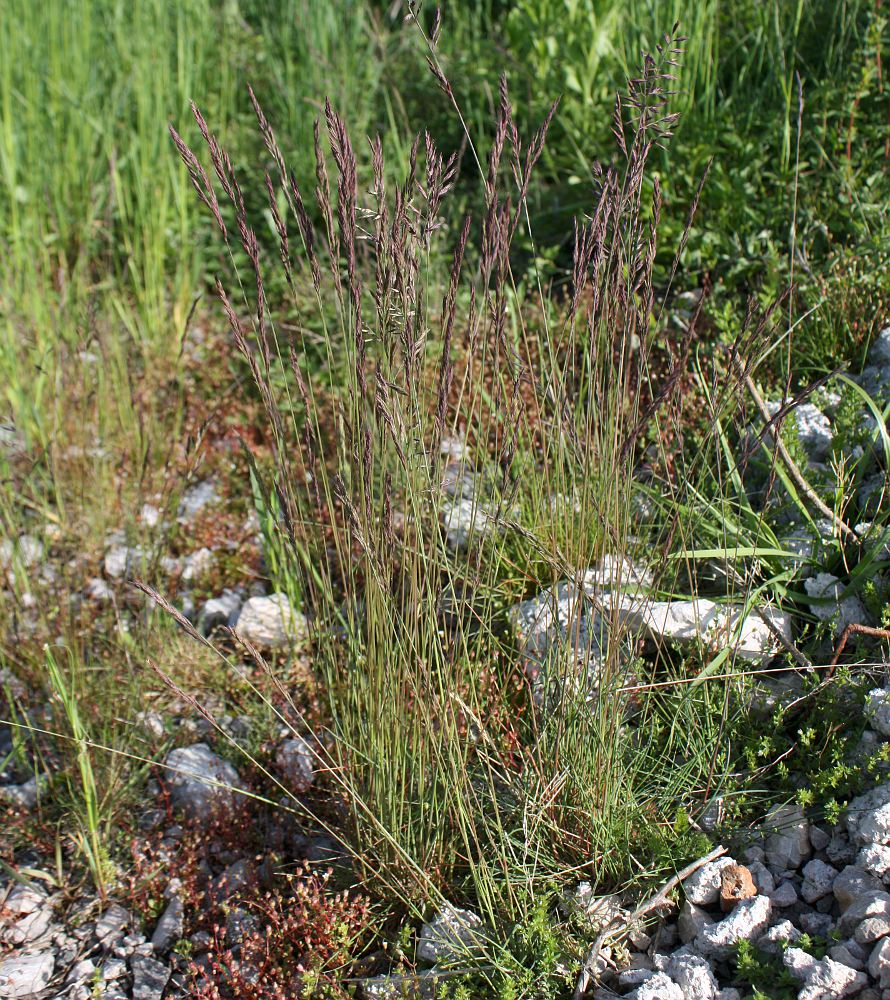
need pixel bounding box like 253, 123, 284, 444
573, 845, 727, 999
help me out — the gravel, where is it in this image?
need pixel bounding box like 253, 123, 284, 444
150, 896, 183, 954
0, 952, 54, 997
164, 743, 243, 820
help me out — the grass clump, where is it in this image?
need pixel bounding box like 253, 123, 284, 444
164, 28, 765, 987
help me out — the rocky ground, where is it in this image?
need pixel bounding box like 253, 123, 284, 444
3, 332, 890, 997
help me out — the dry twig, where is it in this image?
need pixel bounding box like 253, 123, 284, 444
573, 845, 727, 998
828, 622, 890, 678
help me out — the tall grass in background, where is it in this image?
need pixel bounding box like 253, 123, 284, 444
172, 34, 739, 983
430, 0, 888, 323
0, 0, 410, 453
0, 0, 240, 327
250, 0, 408, 177
0, 0, 233, 457
487, 0, 879, 172
1, 0, 885, 446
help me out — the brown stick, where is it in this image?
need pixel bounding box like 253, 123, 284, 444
572, 845, 727, 999
828, 622, 890, 678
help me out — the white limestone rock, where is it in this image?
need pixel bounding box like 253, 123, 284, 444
800, 912, 834, 938
765, 399, 834, 462
764, 802, 811, 871
835, 865, 885, 911
869, 328, 890, 367
625, 972, 684, 1000
757, 919, 800, 956
562, 886, 627, 932
507, 555, 654, 693
178, 480, 219, 522
440, 464, 495, 549
858, 328, 890, 403
508, 582, 608, 688
581, 555, 653, 592
866, 689, 890, 738
618, 968, 657, 990
683, 856, 736, 907
181, 547, 215, 583
746, 860, 775, 895
275, 736, 315, 794
780, 525, 829, 572
0, 423, 26, 461
607, 593, 791, 664
66, 959, 97, 985
359, 971, 441, 998
85, 576, 113, 601
104, 543, 145, 579
164, 743, 243, 820
869, 936, 890, 989
783, 948, 867, 1000
801, 859, 838, 903
859, 843, 890, 880
810, 826, 831, 851
233, 593, 307, 650
417, 904, 485, 965
804, 572, 867, 638
0, 535, 43, 578
150, 896, 183, 954
0, 885, 50, 946
828, 942, 866, 971
769, 880, 798, 908
666, 950, 719, 1000
838, 892, 890, 937
696, 894, 772, 959
861, 806, 890, 848
793, 403, 834, 462
93, 904, 131, 950
442, 496, 494, 549
678, 901, 714, 943
748, 673, 806, 720
197, 589, 243, 636
130, 954, 169, 1000
854, 911, 890, 945
0, 775, 42, 811
140, 503, 162, 528
848, 785, 890, 845
0, 952, 54, 998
